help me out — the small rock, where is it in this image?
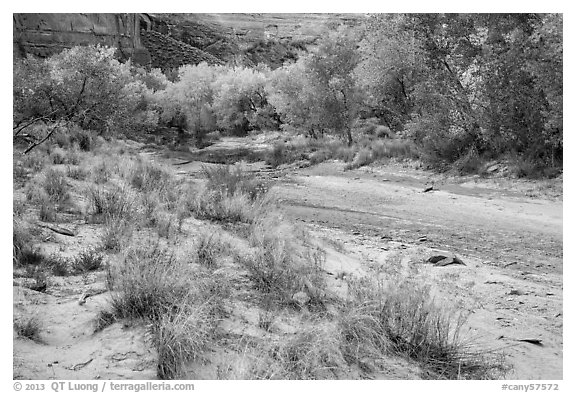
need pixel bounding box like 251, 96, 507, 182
418, 236, 428, 242
426, 253, 465, 267
508, 289, 525, 296
292, 291, 310, 307
423, 186, 434, 193
487, 164, 501, 173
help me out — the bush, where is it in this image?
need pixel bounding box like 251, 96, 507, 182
14, 45, 157, 136
71, 248, 104, 274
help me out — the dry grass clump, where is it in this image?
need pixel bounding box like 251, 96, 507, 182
70, 247, 104, 274
189, 166, 272, 225
194, 230, 231, 269
216, 323, 348, 380
341, 277, 508, 379
152, 300, 215, 379
107, 240, 229, 379
39, 196, 57, 222
344, 139, 418, 170
14, 313, 43, 342
66, 164, 89, 180
202, 165, 268, 201
127, 158, 174, 193
238, 214, 326, 308
100, 217, 133, 252
267, 323, 347, 379
13, 219, 43, 267
85, 184, 135, 222
42, 167, 70, 204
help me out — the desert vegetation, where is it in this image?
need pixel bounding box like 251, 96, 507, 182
13, 12, 563, 381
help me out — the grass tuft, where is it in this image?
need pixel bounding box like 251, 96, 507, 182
14, 314, 42, 341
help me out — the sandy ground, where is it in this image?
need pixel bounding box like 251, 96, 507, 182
13, 135, 563, 379
271, 162, 563, 379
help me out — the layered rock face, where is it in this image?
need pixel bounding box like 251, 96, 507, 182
13, 13, 366, 69
13, 13, 152, 64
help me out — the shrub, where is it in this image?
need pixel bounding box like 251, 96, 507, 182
69, 128, 94, 151
44, 254, 70, 276
50, 147, 67, 164
71, 248, 104, 274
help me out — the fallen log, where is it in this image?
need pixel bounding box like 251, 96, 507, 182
38, 223, 76, 237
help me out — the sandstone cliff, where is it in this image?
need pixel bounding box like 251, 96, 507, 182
14, 13, 365, 69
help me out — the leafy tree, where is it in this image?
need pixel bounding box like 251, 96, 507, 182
268, 30, 361, 144
154, 62, 223, 143
14, 45, 159, 143
211, 66, 278, 135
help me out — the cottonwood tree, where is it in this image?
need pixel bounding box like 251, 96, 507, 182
268, 30, 361, 144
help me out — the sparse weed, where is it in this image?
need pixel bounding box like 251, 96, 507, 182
94, 309, 117, 332
92, 161, 111, 184
100, 217, 133, 252
194, 231, 229, 269
21, 151, 47, 173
